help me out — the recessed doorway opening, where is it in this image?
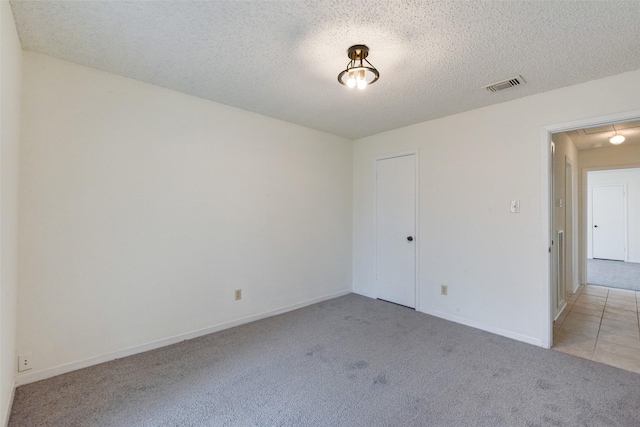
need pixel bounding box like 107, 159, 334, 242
548, 117, 640, 373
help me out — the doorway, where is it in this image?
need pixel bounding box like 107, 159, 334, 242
587, 167, 640, 291
375, 152, 418, 309
547, 117, 640, 372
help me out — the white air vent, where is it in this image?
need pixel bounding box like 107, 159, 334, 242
483, 75, 525, 92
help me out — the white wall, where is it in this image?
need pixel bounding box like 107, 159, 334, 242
587, 168, 640, 263
17, 52, 352, 384
0, 1, 22, 424
353, 69, 640, 348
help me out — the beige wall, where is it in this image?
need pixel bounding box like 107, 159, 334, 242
0, 1, 22, 424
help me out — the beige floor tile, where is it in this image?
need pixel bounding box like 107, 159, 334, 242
606, 295, 637, 305
554, 332, 597, 359
606, 294, 637, 304
608, 288, 636, 298
606, 298, 638, 311
565, 310, 602, 323
555, 344, 595, 359
599, 322, 640, 338
604, 304, 638, 314
566, 294, 579, 303
577, 294, 607, 305
555, 311, 569, 325
560, 316, 601, 334
553, 285, 640, 374
583, 286, 609, 297
604, 303, 638, 313
603, 309, 638, 321
593, 341, 640, 374
573, 300, 606, 309
601, 316, 639, 329
571, 302, 605, 311
569, 306, 604, 322
603, 310, 638, 324
556, 327, 598, 341
597, 331, 640, 350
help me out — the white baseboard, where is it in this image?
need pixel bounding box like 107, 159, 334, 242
554, 302, 568, 321
572, 282, 580, 293
420, 308, 544, 348
352, 289, 375, 299
3, 383, 15, 427
15, 289, 351, 387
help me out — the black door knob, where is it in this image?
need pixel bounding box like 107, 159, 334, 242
407, 236, 413, 241
594, 225, 598, 228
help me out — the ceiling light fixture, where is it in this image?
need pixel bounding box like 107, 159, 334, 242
337, 45, 379, 90
609, 129, 625, 145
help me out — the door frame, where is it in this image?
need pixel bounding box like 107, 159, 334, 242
373, 149, 420, 311
542, 109, 640, 349
565, 156, 576, 293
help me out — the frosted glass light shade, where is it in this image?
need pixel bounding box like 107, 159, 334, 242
609, 135, 625, 145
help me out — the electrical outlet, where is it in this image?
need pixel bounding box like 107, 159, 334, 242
235, 289, 242, 300
18, 352, 33, 372
441, 285, 448, 296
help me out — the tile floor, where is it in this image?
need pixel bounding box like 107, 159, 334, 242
553, 284, 640, 374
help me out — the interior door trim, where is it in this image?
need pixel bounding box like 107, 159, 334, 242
543, 109, 640, 350
373, 149, 420, 311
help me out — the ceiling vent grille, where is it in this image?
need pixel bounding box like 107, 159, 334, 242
483, 75, 525, 92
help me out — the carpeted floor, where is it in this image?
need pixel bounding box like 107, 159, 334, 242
10, 294, 640, 426
588, 259, 640, 291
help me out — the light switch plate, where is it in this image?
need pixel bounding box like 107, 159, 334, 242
510, 200, 520, 213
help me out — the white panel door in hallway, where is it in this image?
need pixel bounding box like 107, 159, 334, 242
592, 185, 626, 261
376, 154, 416, 308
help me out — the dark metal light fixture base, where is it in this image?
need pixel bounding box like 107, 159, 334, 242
338, 44, 380, 88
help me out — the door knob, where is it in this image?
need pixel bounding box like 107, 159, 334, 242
594, 225, 598, 228
407, 236, 413, 241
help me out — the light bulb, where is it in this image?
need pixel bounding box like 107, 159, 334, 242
356, 69, 367, 90
609, 134, 625, 145
346, 70, 356, 88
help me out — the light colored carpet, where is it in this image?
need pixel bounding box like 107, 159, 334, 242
588, 259, 640, 291
10, 294, 640, 426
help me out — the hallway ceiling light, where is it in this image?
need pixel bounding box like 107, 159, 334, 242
337, 45, 379, 90
609, 133, 625, 145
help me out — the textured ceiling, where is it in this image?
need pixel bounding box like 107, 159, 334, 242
9, 1, 640, 139
562, 120, 640, 151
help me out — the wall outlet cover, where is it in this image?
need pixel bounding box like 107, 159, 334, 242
18, 352, 33, 372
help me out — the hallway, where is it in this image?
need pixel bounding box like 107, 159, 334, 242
553, 284, 640, 374
588, 259, 640, 291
